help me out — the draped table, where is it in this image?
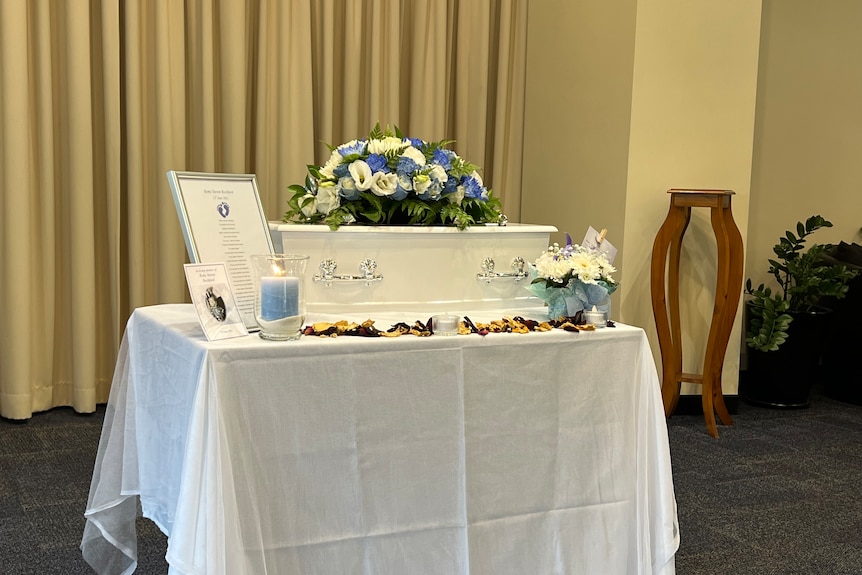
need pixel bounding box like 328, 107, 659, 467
81, 304, 679, 574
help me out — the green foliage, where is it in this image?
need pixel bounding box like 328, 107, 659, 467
745, 215, 858, 352
744, 280, 793, 352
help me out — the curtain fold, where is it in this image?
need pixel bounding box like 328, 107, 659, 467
0, 0, 527, 419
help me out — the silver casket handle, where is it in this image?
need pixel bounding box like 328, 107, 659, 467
476, 256, 528, 284
313, 258, 384, 287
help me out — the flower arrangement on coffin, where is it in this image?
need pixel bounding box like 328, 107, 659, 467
283, 124, 505, 230
525, 233, 618, 320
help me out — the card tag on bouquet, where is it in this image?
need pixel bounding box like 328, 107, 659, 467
582, 226, 618, 264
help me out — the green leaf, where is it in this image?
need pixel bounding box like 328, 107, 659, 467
369, 123, 384, 140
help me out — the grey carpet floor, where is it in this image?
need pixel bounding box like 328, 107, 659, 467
1, 385, 860, 574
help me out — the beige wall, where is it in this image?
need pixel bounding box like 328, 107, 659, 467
523, 0, 763, 396
748, 0, 862, 295
521, 0, 637, 255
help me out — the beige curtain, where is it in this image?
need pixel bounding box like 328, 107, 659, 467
0, 0, 527, 420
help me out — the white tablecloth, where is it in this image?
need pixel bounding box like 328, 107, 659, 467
81, 304, 678, 575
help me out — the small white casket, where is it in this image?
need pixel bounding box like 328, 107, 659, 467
269, 223, 557, 313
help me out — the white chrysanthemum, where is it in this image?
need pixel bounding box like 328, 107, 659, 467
595, 254, 616, 282
299, 193, 318, 218
367, 136, 405, 155
320, 151, 343, 179
349, 160, 375, 191
570, 253, 601, 283
315, 181, 341, 215
336, 139, 366, 156
370, 172, 398, 197
533, 243, 617, 286
402, 145, 426, 167
534, 247, 571, 282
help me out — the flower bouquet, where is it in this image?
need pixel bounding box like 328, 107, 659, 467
283, 124, 505, 230
526, 233, 618, 320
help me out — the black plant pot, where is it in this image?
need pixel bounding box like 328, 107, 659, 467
741, 307, 833, 409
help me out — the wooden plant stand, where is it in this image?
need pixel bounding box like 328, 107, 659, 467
650, 189, 744, 438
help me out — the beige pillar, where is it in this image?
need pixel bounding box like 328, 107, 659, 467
524, 0, 763, 397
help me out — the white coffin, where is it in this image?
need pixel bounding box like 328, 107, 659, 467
269, 223, 557, 313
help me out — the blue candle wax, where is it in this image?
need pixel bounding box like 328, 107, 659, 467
259, 276, 300, 320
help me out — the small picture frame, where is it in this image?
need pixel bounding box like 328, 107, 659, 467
184, 263, 249, 341
168, 171, 275, 330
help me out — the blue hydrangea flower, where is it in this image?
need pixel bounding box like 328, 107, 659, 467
408, 137, 424, 149
461, 174, 485, 199
396, 156, 421, 176
443, 177, 458, 194
366, 153, 389, 173
432, 148, 454, 170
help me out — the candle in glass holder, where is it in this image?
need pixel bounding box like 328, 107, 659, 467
260, 276, 300, 320
252, 254, 309, 341
583, 306, 607, 327
432, 314, 460, 336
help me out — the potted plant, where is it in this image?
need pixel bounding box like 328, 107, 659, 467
742, 215, 858, 407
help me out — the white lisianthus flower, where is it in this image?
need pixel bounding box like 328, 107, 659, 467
370, 172, 399, 197
299, 193, 318, 218
367, 136, 405, 155
402, 145, 426, 167
349, 160, 375, 191
428, 164, 448, 184
413, 173, 431, 196
315, 181, 341, 215
320, 151, 343, 179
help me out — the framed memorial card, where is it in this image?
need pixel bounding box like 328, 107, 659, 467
168, 171, 275, 330
184, 263, 249, 341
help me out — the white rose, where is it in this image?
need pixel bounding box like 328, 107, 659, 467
370, 172, 399, 197
316, 182, 341, 215
397, 174, 413, 191
348, 160, 375, 191
402, 145, 426, 167
299, 193, 318, 218
428, 164, 448, 183
449, 185, 465, 206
